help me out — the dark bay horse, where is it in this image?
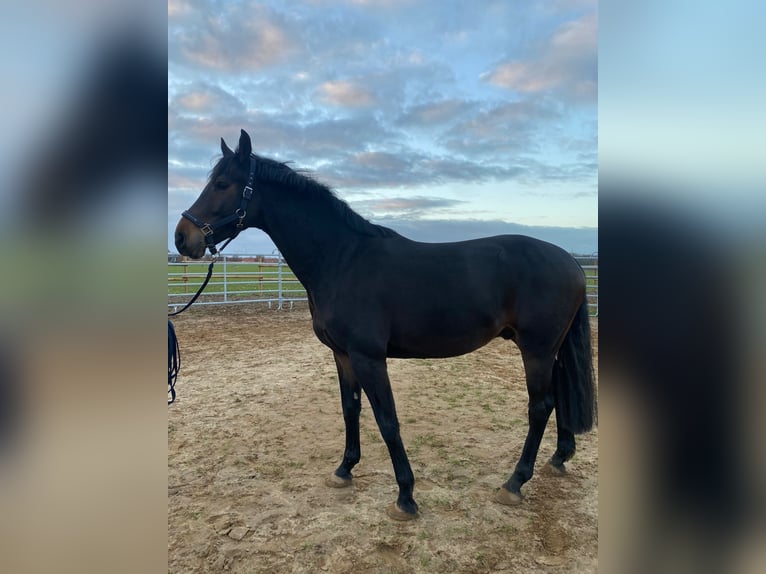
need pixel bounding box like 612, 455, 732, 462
175, 129, 596, 520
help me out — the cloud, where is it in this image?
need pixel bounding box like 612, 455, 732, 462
168, 171, 204, 193
513, 157, 598, 184
373, 217, 598, 254
169, 3, 298, 71
548, 0, 597, 9
352, 151, 411, 171
485, 62, 560, 93
396, 99, 476, 128
172, 82, 246, 117
440, 99, 562, 159
168, 0, 193, 18
318, 80, 376, 107
167, 0, 597, 245
351, 195, 467, 217
320, 149, 532, 189
482, 11, 597, 102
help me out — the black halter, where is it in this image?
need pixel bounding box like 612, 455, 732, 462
181, 154, 257, 255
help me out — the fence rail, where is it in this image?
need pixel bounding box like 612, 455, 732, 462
168, 254, 598, 316
580, 261, 599, 317
168, 254, 306, 310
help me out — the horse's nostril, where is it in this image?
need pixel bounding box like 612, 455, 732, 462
175, 231, 185, 250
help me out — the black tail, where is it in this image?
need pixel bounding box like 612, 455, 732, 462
553, 301, 596, 434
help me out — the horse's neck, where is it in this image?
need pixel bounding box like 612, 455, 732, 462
260, 193, 357, 289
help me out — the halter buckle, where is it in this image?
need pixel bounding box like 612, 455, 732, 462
200, 223, 214, 236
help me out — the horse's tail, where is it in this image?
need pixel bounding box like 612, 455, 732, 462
552, 300, 596, 434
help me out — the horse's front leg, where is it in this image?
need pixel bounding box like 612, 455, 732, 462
326, 352, 362, 488
349, 351, 418, 520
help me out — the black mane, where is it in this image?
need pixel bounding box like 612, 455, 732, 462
217, 152, 398, 239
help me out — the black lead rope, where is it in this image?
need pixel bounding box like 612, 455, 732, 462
167, 235, 237, 404
169, 157, 257, 404
168, 257, 217, 317
168, 320, 180, 405
167, 260, 213, 404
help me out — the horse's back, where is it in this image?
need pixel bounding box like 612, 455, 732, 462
342, 233, 584, 313
390, 234, 584, 293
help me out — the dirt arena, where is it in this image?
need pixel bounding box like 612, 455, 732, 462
168, 305, 598, 573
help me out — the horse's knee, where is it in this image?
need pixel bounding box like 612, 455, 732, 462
376, 417, 401, 444
528, 399, 547, 416
343, 403, 361, 421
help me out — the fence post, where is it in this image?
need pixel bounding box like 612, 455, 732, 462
277, 254, 284, 310
575, 255, 598, 318
223, 255, 228, 303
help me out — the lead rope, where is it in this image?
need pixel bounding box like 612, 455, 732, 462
168, 320, 180, 404
168, 257, 217, 318
167, 235, 237, 404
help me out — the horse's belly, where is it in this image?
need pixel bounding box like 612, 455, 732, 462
386, 338, 490, 359
386, 322, 498, 359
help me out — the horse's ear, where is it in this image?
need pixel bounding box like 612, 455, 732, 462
238, 129, 252, 162
221, 137, 234, 157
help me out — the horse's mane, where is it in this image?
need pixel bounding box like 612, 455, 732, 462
212, 153, 398, 239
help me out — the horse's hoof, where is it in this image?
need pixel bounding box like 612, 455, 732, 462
494, 486, 523, 506
545, 461, 567, 475
324, 473, 352, 488
386, 501, 419, 521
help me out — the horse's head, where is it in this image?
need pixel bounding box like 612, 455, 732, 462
175, 129, 257, 259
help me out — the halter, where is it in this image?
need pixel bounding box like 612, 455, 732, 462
181, 154, 257, 255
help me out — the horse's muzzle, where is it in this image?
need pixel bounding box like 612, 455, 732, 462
174, 220, 206, 259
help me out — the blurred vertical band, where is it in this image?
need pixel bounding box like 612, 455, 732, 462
0, 2, 167, 573
600, 1, 766, 573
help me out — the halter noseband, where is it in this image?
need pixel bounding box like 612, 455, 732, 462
181, 155, 257, 255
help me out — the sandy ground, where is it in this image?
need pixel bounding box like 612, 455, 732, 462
168, 305, 598, 573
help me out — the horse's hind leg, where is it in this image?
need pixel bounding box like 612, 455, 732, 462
549, 405, 576, 473
326, 352, 362, 487
497, 351, 555, 505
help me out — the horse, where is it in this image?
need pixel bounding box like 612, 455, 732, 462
174, 129, 596, 520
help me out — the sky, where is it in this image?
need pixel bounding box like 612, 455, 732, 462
168, 0, 597, 255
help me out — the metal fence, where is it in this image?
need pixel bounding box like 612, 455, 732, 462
578, 256, 599, 317
168, 253, 598, 316
168, 254, 306, 311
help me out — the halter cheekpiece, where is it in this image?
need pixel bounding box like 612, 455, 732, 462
181, 154, 257, 255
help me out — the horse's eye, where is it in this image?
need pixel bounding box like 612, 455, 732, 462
215, 180, 229, 190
